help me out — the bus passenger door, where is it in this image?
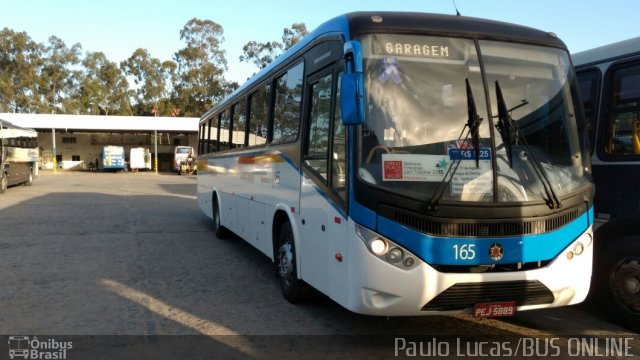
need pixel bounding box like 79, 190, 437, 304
299, 67, 348, 298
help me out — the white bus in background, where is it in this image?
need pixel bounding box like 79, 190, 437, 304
173, 146, 194, 173
573, 37, 640, 332
0, 119, 38, 193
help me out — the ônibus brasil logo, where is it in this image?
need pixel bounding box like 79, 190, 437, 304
8, 336, 72, 360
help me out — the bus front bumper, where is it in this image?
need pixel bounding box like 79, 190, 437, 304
342, 226, 593, 316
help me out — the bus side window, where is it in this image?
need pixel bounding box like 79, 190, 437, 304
331, 72, 347, 202
231, 101, 247, 149
603, 63, 640, 157
305, 72, 333, 182
217, 110, 231, 151
272, 61, 304, 144
198, 124, 204, 154
207, 117, 214, 153
577, 68, 600, 153
248, 85, 268, 147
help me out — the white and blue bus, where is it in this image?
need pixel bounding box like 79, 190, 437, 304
197, 12, 594, 316
574, 37, 640, 331
100, 145, 126, 171
0, 119, 38, 193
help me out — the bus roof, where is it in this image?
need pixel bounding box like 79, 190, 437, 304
0, 118, 37, 138
203, 11, 565, 121
572, 37, 640, 68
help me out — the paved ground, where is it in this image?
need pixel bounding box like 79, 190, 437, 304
0, 171, 637, 359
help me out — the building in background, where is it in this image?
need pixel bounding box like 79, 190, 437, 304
0, 113, 198, 172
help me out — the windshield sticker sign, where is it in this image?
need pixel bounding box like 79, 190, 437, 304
448, 148, 491, 161
378, 56, 402, 84
382, 154, 449, 182
448, 147, 493, 195
450, 163, 492, 195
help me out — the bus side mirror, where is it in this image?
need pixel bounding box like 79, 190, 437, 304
341, 41, 365, 125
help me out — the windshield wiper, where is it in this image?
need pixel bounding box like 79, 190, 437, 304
494, 81, 562, 209
425, 78, 483, 211
466, 78, 482, 168
495, 83, 514, 168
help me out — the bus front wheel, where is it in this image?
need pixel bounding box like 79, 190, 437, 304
595, 236, 640, 332
0, 173, 7, 194
25, 171, 33, 186
276, 221, 309, 303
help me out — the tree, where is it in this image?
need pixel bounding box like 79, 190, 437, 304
173, 18, 231, 117
121, 48, 177, 116
0, 28, 43, 113
80, 52, 132, 115
239, 23, 308, 70
282, 23, 308, 50
239, 41, 282, 70
38, 36, 82, 114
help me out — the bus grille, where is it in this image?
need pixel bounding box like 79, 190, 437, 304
388, 204, 586, 238
422, 280, 554, 311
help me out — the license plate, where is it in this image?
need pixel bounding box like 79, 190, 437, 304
473, 301, 516, 317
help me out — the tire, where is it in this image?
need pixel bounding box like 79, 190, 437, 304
24, 171, 33, 186
593, 236, 640, 332
0, 173, 7, 194
212, 196, 229, 239
276, 221, 309, 303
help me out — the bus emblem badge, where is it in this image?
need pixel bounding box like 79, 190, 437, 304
489, 243, 504, 261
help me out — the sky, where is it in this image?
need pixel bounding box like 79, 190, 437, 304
2, 0, 639, 84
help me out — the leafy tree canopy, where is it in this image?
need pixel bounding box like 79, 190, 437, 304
0, 19, 307, 117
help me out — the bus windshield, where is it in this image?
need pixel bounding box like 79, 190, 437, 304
358, 34, 590, 204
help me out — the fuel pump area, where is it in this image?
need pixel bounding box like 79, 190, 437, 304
0, 113, 199, 172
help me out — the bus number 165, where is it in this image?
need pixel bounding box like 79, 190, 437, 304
453, 244, 476, 260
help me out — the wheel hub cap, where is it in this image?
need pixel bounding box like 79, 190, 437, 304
278, 243, 293, 286
612, 258, 640, 312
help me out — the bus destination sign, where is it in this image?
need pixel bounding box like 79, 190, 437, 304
370, 35, 465, 60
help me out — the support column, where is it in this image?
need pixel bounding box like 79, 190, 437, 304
52, 128, 57, 174
154, 130, 158, 174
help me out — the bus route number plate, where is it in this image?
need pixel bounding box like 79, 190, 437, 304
473, 301, 516, 318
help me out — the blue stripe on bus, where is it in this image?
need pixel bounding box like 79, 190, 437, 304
376, 207, 594, 265
346, 121, 377, 229
211, 149, 348, 218
303, 174, 348, 218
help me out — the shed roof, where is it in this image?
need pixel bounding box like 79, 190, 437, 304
0, 113, 199, 132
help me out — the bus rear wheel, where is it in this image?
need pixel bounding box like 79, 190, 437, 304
276, 221, 309, 303
212, 196, 229, 239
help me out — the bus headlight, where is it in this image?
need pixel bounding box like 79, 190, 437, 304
370, 238, 388, 255
573, 242, 584, 256
567, 230, 592, 260
355, 223, 422, 270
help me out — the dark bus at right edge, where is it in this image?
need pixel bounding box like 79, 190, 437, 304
573, 37, 640, 332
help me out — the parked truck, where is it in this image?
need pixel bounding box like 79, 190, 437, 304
129, 147, 151, 171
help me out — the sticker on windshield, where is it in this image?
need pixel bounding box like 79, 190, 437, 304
448, 148, 493, 196
378, 56, 402, 84
381, 154, 449, 182
448, 148, 491, 161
